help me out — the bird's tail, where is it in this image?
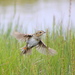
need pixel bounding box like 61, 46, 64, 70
20, 47, 32, 55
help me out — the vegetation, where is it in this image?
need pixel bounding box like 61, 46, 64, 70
0, 20, 75, 75
0, 0, 75, 74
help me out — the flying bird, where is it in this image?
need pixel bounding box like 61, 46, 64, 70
12, 31, 57, 56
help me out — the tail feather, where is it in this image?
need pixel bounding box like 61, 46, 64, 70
20, 47, 32, 55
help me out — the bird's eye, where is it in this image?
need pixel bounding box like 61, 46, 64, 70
40, 32, 42, 33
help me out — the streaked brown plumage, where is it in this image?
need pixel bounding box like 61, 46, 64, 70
12, 30, 57, 56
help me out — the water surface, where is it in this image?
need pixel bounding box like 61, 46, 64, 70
0, 0, 75, 33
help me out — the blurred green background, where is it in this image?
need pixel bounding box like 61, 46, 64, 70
0, 0, 75, 75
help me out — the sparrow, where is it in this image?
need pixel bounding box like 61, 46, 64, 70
12, 30, 57, 56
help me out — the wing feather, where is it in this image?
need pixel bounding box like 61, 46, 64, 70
12, 31, 32, 41
36, 41, 57, 56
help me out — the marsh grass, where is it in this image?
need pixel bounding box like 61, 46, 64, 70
0, 20, 75, 75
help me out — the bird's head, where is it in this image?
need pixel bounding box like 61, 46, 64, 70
34, 31, 46, 37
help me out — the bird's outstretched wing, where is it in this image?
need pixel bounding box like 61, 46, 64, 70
12, 31, 32, 41
36, 41, 57, 56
